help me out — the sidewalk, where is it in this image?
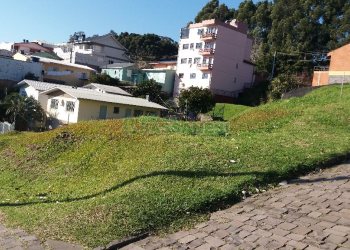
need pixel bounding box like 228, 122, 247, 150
123, 162, 350, 250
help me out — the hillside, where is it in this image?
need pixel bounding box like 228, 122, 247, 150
0, 85, 349, 248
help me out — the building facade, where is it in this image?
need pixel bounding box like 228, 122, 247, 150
312, 44, 350, 86
33, 56, 96, 86
174, 19, 255, 99
54, 33, 132, 70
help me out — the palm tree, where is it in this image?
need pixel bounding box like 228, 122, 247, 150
4, 93, 46, 130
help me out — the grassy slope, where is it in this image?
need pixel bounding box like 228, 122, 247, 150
211, 103, 251, 120
0, 85, 349, 248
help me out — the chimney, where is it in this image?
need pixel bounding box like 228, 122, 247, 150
145, 95, 150, 101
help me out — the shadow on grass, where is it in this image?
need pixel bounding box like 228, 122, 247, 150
0, 152, 349, 208
0, 170, 272, 207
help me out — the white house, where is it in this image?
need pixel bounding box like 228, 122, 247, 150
54, 33, 132, 70
17, 79, 166, 126
41, 87, 166, 125
174, 19, 255, 100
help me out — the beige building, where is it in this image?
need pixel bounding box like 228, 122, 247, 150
34, 56, 96, 85
41, 87, 166, 125
17, 79, 167, 126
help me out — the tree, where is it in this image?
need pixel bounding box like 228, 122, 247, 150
178, 87, 215, 117
132, 79, 168, 104
114, 33, 178, 61
268, 74, 303, 100
195, 0, 235, 23
89, 73, 120, 86
3, 93, 46, 130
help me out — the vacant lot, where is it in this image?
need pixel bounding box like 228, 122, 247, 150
0, 85, 349, 248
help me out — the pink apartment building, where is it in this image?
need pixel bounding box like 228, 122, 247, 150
174, 19, 255, 100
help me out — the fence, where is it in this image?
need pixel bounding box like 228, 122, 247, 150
0, 122, 14, 134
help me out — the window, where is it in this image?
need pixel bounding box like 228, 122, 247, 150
196, 43, 202, 49
236, 63, 239, 69
113, 107, 120, 114
182, 44, 189, 50
190, 73, 196, 79
188, 58, 192, 64
180, 58, 187, 64
66, 101, 75, 112
50, 99, 58, 109
108, 60, 114, 64
134, 110, 144, 117
179, 73, 184, 78
190, 43, 194, 49
202, 73, 209, 79
197, 29, 204, 35
194, 57, 200, 64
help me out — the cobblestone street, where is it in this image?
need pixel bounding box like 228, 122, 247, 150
123, 162, 350, 250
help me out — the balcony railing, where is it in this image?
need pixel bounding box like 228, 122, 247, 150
199, 48, 215, 55
197, 63, 213, 71
200, 33, 217, 41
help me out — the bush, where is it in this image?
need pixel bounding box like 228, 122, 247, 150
179, 87, 215, 117
269, 74, 303, 100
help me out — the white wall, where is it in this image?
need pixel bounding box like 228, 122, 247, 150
175, 27, 212, 96
46, 95, 79, 124
0, 57, 42, 82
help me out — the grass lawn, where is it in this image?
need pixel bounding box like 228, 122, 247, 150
210, 103, 251, 120
0, 85, 349, 248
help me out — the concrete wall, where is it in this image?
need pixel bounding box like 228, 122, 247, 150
0, 57, 42, 83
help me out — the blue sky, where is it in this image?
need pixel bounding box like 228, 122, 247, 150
0, 0, 244, 43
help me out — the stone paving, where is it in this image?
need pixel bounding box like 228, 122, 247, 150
122, 162, 350, 250
0, 225, 83, 250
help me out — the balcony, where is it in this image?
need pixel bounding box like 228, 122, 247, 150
200, 32, 217, 41
197, 63, 213, 71
199, 48, 215, 56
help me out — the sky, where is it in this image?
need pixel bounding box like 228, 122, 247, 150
0, 0, 244, 44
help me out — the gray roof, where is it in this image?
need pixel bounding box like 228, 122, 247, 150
41, 87, 167, 110
83, 83, 132, 96
102, 62, 134, 69
17, 79, 64, 91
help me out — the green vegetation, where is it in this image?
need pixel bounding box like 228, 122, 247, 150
179, 87, 215, 116
194, 0, 350, 76
89, 73, 121, 87
114, 32, 178, 61
0, 86, 349, 248
132, 79, 168, 104
211, 103, 251, 121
